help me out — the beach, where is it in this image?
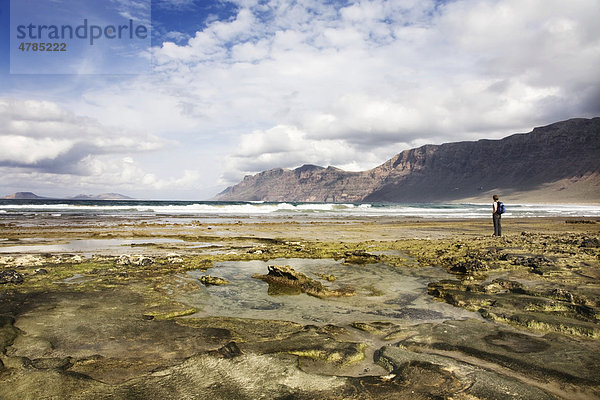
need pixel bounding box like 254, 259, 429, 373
1, 207, 599, 399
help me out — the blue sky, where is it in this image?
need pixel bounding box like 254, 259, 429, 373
1, 0, 599, 199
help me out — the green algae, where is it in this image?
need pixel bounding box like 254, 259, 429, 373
286, 347, 365, 365
1, 216, 599, 399
153, 308, 198, 320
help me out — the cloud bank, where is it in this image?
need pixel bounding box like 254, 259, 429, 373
2, 0, 599, 198
0, 98, 199, 197
149, 0, 600, 185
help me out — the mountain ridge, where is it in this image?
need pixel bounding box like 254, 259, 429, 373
214, 117, 600, 203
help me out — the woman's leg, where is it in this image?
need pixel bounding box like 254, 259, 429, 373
493, 214, 501, 236
497, 215, 502, 236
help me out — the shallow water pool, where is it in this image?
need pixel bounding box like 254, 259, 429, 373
184, 258, 479, 326
0, 238, 204, 256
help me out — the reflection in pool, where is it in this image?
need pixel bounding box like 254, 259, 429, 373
184, 258, 479, 326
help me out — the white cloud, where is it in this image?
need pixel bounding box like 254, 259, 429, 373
0, 136, 73, 165
78, 156, 201, 190
145, 0, 600, 184
3, 0, 599, 196
0, 98, 167, 171
222, 124, 407, 183
0, 98, 205, 196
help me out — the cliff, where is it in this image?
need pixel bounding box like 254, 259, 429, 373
214, 117, 600, 203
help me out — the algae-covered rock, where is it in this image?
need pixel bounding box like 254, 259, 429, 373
343, 250, 381, 264
429, 278, 600, 337
200, 275, 229, 286
350, 321, 400, 336
512, 255, 561, 275
245, 326, 366, 367
316, 273, 336, 282
580, 237, 600, 248
253, 265, 354, 298
0, 270, 23, 284
117, 255, 153, 267
375, 319, 600, 399
449, 258, 487, 274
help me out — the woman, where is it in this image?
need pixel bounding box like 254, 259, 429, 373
492, 194, 501, 236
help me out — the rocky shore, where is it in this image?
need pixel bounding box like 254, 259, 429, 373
0, 214, 599, 399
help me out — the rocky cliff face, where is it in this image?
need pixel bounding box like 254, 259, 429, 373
214, 118, 600, 203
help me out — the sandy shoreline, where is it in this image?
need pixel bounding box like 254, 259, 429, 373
1, 215, 599, 399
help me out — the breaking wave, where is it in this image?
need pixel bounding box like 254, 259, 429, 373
0, 200, 599, 218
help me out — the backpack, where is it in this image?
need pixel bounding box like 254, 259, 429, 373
497, 202, 505, 214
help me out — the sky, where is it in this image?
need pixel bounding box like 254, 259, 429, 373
0, 0, 599, 200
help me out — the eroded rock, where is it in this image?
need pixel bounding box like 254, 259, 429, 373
376, 319, 600, 399
200, 275, 229, 286
0, 270, 23, 284
429, 279, 600, 337
117, 255, 154, 267
343, 250, 381, 264
580, 237, 600, 248
253, 265, 355, 298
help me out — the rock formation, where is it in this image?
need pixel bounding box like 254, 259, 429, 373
200, 275, 229, 286
253, 265, 355, 298
214, 117, 600, 203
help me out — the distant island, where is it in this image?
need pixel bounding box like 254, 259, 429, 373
70, 193, 134, 200
3, 192, 134, 200
3, 192, 48, 200
214, 117, 600, 204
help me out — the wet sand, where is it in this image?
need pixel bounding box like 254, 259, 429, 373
0, 214, 599, 399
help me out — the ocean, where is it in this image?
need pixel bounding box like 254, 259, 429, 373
0, 199, 599, 219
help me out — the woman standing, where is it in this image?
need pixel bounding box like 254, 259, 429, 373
492, 194, 502, 236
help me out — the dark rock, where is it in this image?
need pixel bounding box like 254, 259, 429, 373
483, 279, 525, 294
253, 265, 355, 298
449, 259, 487, 274
31, 357, 73, 370
139, 257, 153, 266
343, 250, 381, 264
549, 288, 575, 303
512, 255, 560, 275
34, 268, 48, 275
0, 270, 24, 284
365, 308, 446, 320
350, 321, 399, 335
580, 237, 600, 248
217, 341, 242, 359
